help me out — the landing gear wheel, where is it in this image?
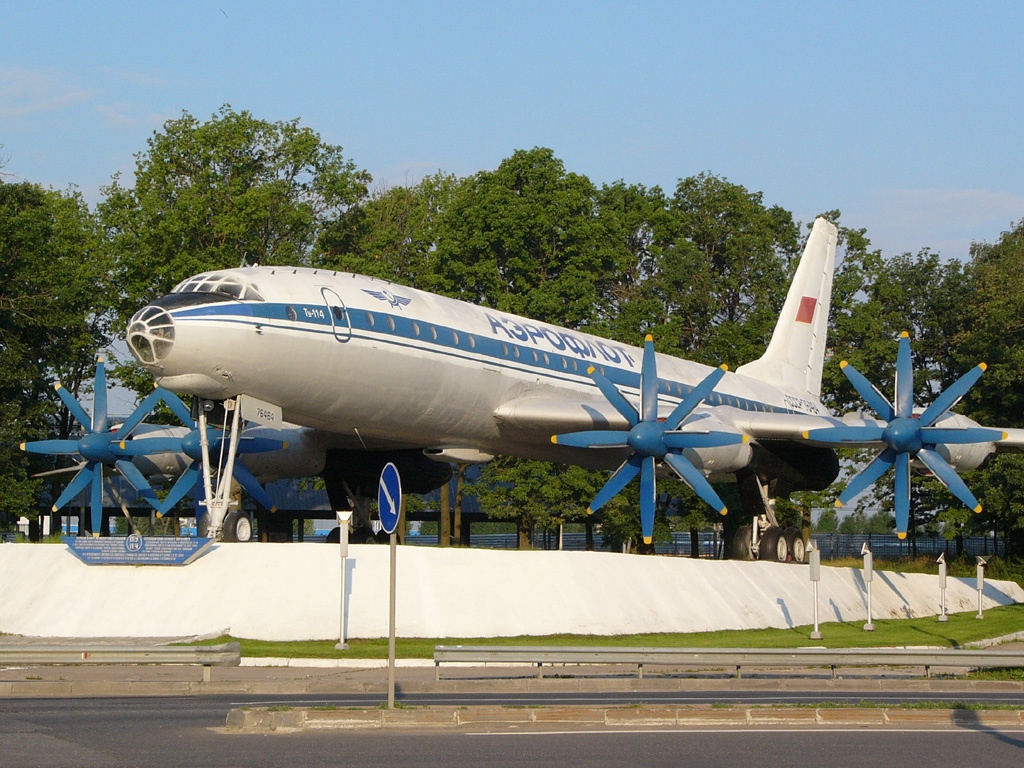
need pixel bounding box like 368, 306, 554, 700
730, 525, 754, 560
197, 514, 210, 539
325, 527, 341, 544
783, 527, 805, 563
222, 510, 253, 542
759, 526, 787, 562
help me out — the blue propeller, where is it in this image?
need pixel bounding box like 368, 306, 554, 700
552, 335, 746, 544
117, 392, 284, 515
804, 332, 1005, 538
20, 355, 171, 535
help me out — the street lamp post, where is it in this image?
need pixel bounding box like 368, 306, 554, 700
976, 556, 988, 620
334, 511, 353, 651
937, 553, 948, 623
809, 543, 822, 640
861, 542, 874, 631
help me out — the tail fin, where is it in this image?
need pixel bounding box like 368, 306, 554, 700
735, 217, 838, 399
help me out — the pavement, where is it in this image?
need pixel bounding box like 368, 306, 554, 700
2, 636, 1024, 732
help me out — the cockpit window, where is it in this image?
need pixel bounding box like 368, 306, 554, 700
172, 273, 264, 301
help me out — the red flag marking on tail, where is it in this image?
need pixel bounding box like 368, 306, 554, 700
795, 296, 817, 324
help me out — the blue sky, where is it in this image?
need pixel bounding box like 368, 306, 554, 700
3, 1, 1024, 261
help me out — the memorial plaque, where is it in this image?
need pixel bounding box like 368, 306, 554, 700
64, 535, 213, 566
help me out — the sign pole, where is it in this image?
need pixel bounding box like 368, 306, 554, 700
388, 529, 397, 709
377, 462, 402, 710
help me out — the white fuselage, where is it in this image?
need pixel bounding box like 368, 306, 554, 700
128, 268, 828, 473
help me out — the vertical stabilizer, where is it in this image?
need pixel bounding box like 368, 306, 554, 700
735, 217, 838, 399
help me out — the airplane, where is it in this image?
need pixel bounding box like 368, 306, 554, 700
122, 217, 1024, 555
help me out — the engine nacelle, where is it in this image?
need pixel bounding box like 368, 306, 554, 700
924, 412, 999, 472
677, 414, 753, 479
238, 426, 327, 481
124, 424, 191, 482
683, 441, 753, 477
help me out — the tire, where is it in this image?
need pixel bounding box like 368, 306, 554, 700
197, 514, 210, 539
784, 527, 806, 563
730, 525, 754, 560
222, 510, 253, 543
324, 527, 341, 544
759, 526, 782, 562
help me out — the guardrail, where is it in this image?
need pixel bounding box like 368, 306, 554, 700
0, 642, 241, 682
433, 645, 1024, 681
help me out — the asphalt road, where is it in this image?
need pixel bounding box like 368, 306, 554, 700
2, 696, 1024, 768
3, 695, 1024, 768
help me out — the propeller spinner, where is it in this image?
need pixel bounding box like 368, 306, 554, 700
804, 332, 1005, 538
552, 335, 746, 544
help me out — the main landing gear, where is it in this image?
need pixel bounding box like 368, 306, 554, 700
732, 475, 807, 563
194, 396, 252, 542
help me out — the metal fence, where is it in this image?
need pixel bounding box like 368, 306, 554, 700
405, 530, 1005, 559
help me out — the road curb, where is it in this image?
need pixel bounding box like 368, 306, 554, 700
3, 675, 1024, 698
224, 705, 1024, 732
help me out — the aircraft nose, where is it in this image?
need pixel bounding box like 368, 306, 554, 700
127, 304, 175, 365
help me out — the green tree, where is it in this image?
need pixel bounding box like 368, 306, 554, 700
469, 458, 603, 548
667, 172, 800, 365
814, 506, 839, 533
0, 181, 108, 528
961, 218, 1024, 427
316, 172, 459, 286
431, 147, 614, 327
959, 219, 1024, 554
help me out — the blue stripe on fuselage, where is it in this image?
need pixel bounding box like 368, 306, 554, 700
169, 302, 799, 415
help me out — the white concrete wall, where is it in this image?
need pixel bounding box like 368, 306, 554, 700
1, 543, 1021, 640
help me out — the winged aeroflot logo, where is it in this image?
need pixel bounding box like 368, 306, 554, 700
362, 289, 412, 309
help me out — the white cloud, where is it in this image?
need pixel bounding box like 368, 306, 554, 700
0, 67, 94, 119
846, 187, 1024, 260
96, 102, 139, 130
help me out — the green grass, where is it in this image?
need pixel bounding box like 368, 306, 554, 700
184, 602, 1024, 659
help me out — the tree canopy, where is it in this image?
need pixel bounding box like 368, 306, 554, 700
1, 181, 109, 525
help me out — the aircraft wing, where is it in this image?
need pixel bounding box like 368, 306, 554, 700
718, 408, 887, 447
727, 409, 1024, 452
494, 396, 851, 445
997, 428, 1024, 452
493, 396, 1024, 456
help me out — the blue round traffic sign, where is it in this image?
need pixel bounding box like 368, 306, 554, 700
378, 462, 402, 535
